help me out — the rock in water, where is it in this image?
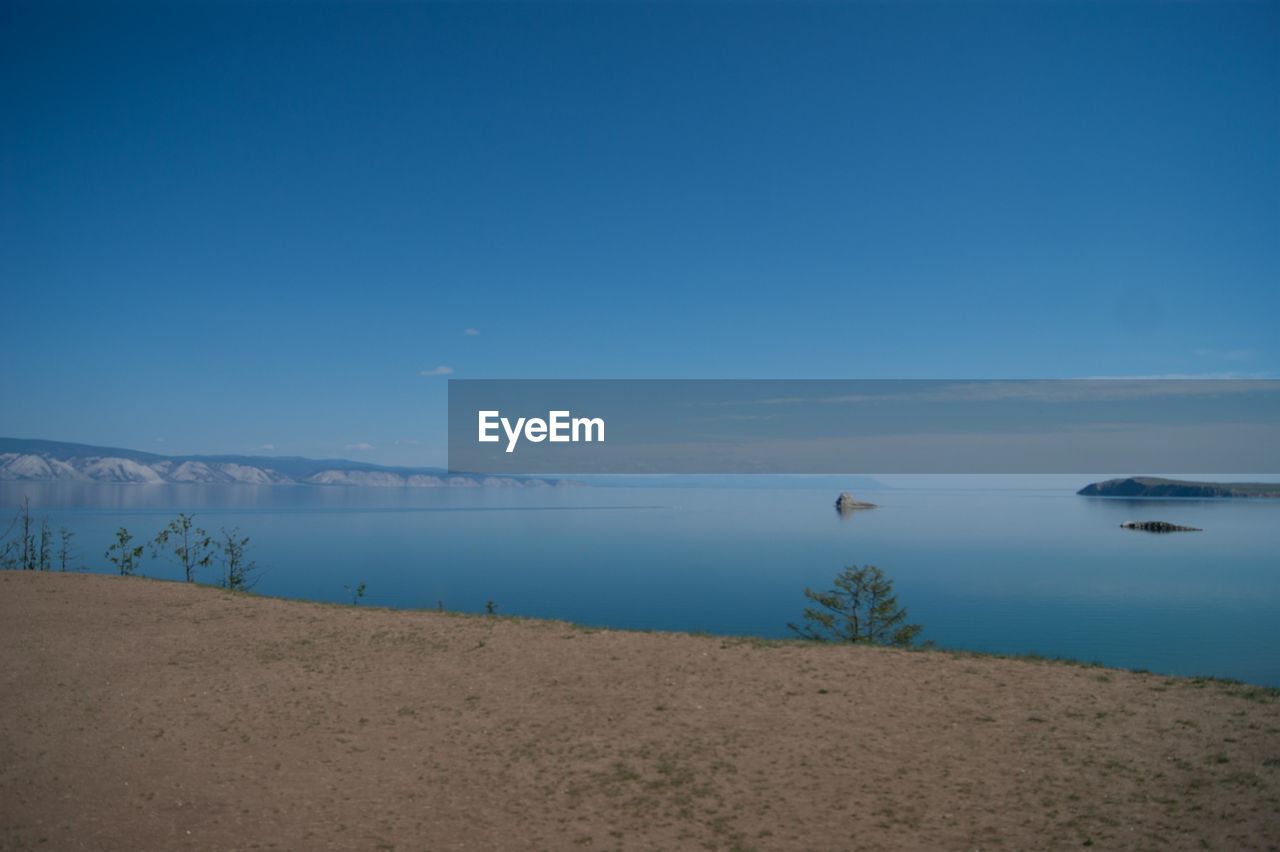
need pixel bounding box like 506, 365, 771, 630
835, 492, 878, 513
1120, 520, 1202, 533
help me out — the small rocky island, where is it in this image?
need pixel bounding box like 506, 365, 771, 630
1079, 477, 1280, 499
1120, 521, 1202, 533
835, 492, 878, 514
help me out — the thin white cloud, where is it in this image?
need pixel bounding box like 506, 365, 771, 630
256, 443, 275, 451
463, 328, 480, 336
419, 366, 454, 377
344, 442, 375, 452
716, 377, 1277, 408
1193, 347, 1257, 362
1080, 372, 1274, 381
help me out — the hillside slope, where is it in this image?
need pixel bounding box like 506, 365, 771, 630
2, 572, 1277, 851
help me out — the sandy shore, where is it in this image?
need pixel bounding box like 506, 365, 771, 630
2, 572, 1277, 851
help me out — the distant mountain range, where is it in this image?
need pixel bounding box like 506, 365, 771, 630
1078, 476, 1280, 499
0, 438, 565, 488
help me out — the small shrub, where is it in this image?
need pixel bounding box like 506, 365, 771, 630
152, 513, 214, 583
105, 527, 143, 576
219, 527, 258, 591
788, 564, 921, 646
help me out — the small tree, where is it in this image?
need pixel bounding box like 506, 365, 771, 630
1, 499, 42, 570
0, 503, 19, 570
153, 513, 214, 583
106, 527, 143, 576
789, 564, 922, 647
57, 527, 76, 572
37, 520, 52, 571
219, 527, 258, 591
20, 498, 34, 571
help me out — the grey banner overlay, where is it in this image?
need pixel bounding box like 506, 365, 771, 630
447, 380, 1280, 474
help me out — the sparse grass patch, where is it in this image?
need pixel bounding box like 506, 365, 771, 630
608, 762, 641, 784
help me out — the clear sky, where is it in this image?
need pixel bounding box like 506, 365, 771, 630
2, 1, 1276, 467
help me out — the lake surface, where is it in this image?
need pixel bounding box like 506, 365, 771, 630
4, 481, 1278, 685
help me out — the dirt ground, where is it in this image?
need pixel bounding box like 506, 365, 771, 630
1, 572, 1277, 851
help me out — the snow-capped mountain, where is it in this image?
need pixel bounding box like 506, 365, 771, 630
0, 438, 564, 488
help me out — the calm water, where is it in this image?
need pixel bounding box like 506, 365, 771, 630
4, 481, 1278, 685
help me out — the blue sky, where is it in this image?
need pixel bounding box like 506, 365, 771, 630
2, 1, 1276, 467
